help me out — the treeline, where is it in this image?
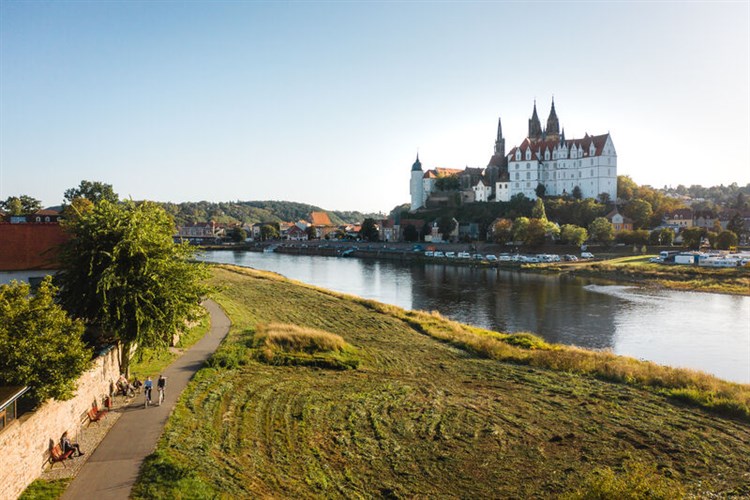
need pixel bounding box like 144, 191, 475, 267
158, 200, 380, 226
659, 182, 750, 211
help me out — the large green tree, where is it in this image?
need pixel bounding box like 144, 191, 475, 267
63, 180, 119, 205
560, 224, 588, 246
588, 217, 615, 244
715, 230, 738, 250
57, 200, 210, 376
359, 218, 380, 242
624, 199, 654, 229
0, 278, 90, 403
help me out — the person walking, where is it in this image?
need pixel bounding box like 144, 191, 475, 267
157, 374, 167, 406
143, 376, 153, 407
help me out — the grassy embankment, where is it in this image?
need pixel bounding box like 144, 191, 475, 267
526, 255, 750, 296
133, 265, 750, 498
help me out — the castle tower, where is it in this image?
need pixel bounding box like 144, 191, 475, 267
410, 153, 425, 211
528, 101, 543, 143
546, 97, 560, 141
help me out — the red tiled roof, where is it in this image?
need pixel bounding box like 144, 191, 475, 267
508, 133, 610, 160
0, 223, 69, 271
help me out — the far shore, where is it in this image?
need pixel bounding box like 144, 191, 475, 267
198, 240, 750, 296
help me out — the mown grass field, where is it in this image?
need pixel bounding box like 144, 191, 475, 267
133, 265, 750, 498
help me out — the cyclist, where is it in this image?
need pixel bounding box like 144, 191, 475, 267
143, 376, 153, 407
157, 374, 167, 406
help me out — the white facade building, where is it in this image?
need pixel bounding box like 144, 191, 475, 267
409, 99, 617, 210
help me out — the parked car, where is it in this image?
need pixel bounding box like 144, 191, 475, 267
434, 251, 445, 258
472, 254, 484, 260
581, 252, 594, 259
457, 252, 471, 259
648, 257, 663, 263
563, 254, 578, 262
424, 251, 434, 257
445, 252, 457, 258
486, 254, 498, 261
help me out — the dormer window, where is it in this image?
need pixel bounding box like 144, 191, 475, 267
544, 150, 550, 160
525, 149, 531, 160
515, 150, 521, 161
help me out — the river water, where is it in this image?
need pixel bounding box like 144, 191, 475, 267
200, 250, 750, 384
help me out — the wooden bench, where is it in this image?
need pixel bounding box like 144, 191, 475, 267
87, 405, 107, 425
49, 444, 74, 468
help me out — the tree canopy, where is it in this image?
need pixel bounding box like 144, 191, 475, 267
0, 195, 42, 215
359, 218, 380, 242
588, 217, 615, 244
63, 180, 119, 205
0, 278, 90, 403
57, 200, 210, 375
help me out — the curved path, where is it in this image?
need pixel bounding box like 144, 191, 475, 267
62, 300, 230, 499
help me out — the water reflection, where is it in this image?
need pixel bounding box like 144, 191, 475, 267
199, 251, 750, 383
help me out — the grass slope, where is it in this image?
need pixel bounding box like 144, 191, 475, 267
133, 265, 750, 498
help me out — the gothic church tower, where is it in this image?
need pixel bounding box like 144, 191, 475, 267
528, 101, 543, 143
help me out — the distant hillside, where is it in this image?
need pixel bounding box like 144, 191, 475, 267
159, 200, 380, 226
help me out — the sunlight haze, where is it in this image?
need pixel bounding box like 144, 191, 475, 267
1, 1, 748, 212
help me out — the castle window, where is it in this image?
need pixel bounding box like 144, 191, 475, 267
526, 162, 530, 169
526, 172, 530, 180
591, 169, 594, 176
515, 173, 519, 180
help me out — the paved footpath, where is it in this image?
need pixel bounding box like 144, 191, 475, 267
62, 300, 230, 500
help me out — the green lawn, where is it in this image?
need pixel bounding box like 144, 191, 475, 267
132, 265, 750, 498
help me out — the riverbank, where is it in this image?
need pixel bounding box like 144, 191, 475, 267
526, 256, 750, 296
201, 242, 750, 296
132, 265, 750, 498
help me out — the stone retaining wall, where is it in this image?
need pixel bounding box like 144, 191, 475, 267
0, 345, 121, 500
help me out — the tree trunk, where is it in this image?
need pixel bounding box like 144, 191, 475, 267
119, 340, 133, 378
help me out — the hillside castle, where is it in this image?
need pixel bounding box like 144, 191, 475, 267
410, 99, 617, 211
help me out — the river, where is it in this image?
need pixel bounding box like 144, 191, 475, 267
200, 250, 750, 384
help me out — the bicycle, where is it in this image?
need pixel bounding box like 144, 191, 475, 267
144, 387, 152, 408
157, 387, 165, 406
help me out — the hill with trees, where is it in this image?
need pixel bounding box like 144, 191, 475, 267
159, 200, 380, 226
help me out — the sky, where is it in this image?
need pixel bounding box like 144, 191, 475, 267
1, 1, 748, 213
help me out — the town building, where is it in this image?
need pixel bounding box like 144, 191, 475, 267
410, 99, 618, 211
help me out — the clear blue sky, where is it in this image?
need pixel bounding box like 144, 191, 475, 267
1, 1, 748, 213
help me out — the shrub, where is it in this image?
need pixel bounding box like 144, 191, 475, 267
253, 323, 359, 370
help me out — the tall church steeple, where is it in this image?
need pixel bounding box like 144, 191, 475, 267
546, 97, 560, 141
528, 100, 543, 142
494, 117, 505, 157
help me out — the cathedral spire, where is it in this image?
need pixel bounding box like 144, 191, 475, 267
494, 117, 505, 157
546, 96, 560, 140
528, 100, 543, 142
